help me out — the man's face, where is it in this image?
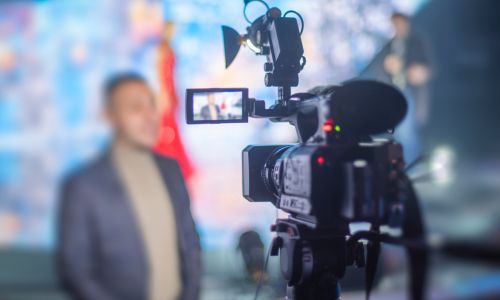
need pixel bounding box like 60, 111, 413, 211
392, 17, 410, 38
106, 81, 159, 148
163, 22, 175, 42
207, 94, 216, 105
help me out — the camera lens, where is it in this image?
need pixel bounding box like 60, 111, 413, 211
261, 146, 293, 198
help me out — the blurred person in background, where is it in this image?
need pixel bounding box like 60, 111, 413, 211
385, 12, 431, 162
364, 12, 431, 163
155, 21, 195, 180
57, 73, 201, 300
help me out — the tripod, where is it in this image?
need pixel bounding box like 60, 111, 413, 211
270, 218, 363, 300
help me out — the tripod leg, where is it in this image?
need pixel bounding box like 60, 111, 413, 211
365, 240, 380, 300
402, 176, 428, 300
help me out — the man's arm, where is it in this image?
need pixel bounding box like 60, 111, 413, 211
200, 106, 209, 120
407, 34, 432, 125
57, 178, 114, 300
170, 161, 202, 300
216, 105, 222, 119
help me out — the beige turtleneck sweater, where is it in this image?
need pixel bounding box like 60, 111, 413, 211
112, 141, 181, 300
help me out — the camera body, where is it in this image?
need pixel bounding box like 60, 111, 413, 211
243, 140, 405, 228
187, 80, 408, 230
241, 81, 407, 228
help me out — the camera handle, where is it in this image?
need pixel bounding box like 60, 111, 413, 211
248, 97, 297, 120
278, 86, 292, 103
248, 87, 316, 124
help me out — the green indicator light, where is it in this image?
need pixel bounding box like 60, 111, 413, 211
335, 125, 341, 132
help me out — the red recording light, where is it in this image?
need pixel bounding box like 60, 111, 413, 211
316, 156, 326, 166
322, 118, 334, 132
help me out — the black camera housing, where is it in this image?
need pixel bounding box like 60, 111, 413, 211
243, 140, 405, 227
186, 2, 424, 299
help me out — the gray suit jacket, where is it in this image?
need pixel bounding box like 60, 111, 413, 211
200, 105, 221, 120
57, 151, 201, 300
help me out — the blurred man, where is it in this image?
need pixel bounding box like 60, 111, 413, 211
384, 12, 431, 162
58, 73, 201, 300
200, 93, 221, 120
362, 12, 431, 162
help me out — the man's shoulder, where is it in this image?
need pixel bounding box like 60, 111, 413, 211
64, 152, 113, 190
153, 152, 180, 171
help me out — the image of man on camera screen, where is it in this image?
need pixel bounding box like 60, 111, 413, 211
195, 92, 243, 121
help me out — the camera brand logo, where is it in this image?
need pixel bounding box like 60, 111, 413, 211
279, 195, 311, 214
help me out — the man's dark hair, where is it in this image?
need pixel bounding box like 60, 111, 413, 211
391, 12, 410, 22
104, 72, 147, 106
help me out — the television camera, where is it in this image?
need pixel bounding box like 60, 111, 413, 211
186, 1, 428, 299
